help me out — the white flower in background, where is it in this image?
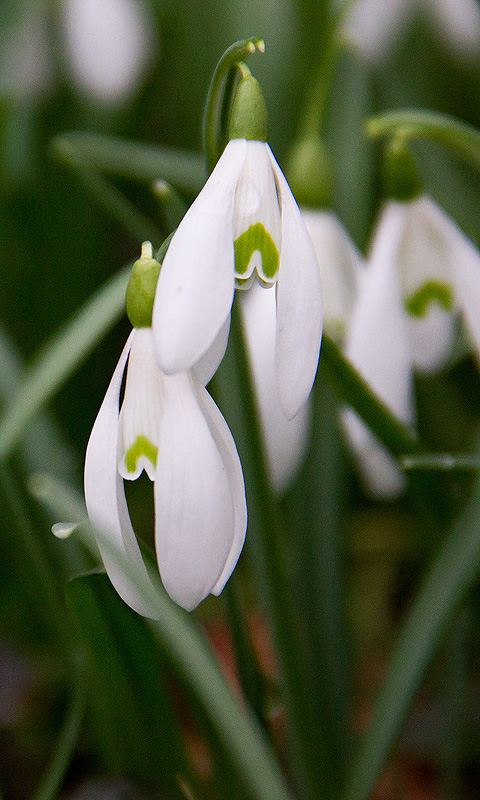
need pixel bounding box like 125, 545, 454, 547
62, 0, 155, 104
302, 208, 364, 344
345, 0, 480, 61
240, 282, 311, 493
153, 138, 323, 421
342, 193, 480, 498
342, 208, 416, 498
84, 324, 247, 614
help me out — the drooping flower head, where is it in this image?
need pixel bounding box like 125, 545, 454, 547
152, 67, 323, 422
84, 243, 247, 614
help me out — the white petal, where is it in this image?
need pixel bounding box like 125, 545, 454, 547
428, 0, 480, 57
154, 372, 237, 611
399, 197, 456, 373
268, 148, 323, 420
84, 331, 159, 618
302, 208, 363, 343
344, 0, 412, 61
63, 0, 154, 103
441, 209, 480, 361
344, 203, 415, 498
153, 139, 247, 374
118, 328, 163, 481
240, 283, 310, 493
194, 386, 247, 595
191, 313, 231, 386
342, 408, 407, 498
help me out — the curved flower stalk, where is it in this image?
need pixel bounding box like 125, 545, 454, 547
345, 0, 480, 61
84, 323, 247, 615
152, 137, 323, 422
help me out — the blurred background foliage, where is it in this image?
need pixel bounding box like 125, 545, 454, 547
2, 1, 480, 799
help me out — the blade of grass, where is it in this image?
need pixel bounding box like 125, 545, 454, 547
51, 137, 162, 245
53, 132, 206, 194
30, 472, 294, 800
0, 264, 130, 462
342, 472, 480, 800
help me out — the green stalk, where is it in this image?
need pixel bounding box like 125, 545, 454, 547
366, 110, 480, 175
230, 301, 329, 800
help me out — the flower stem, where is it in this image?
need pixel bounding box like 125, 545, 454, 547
230, 300, 330, 800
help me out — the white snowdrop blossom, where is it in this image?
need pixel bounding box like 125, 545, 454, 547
84, 327, 247, 614
302, 208, 364, 344
240, 282, 311, 493
153, 138, 323, 421
345, 0, 480, 61
62, 0, 155, 104
342, 194, 480, 498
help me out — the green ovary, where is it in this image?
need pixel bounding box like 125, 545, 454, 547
405, 280, 454, 318
234, 222, 279, 282
125, 435, 158, 474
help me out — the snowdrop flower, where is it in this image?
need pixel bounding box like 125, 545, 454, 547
345, 0, 480, 61
62, 0, 155, 104
152, 136, 323, 421
240, 282, 310, 493
302, 208, 364, 344
84, 244, 247, 615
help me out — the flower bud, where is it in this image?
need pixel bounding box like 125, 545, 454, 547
126, 241, 161, 328
228, 64, 268, 142
286, 135, 333, 208
383, 136, 423, 202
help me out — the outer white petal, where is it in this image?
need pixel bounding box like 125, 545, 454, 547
153, 139, 247, 375
344, 0, 412, 61
438, 207, 480, 360
344, 203, 415, 498
84, 331, 159, 618
302, 208, 363, 343
63, 0, 154, 103
154, 373, 236, 611
400, 197, 456, 373
268, 147, 323, 420
191, 313, 231, 386
194, 386, 247, 595
428, 0, 480, 57
240, 283, 310, 493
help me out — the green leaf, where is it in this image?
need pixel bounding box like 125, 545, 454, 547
52, 132, 206, 195
366, 109, 480, 175
0, 265, 130, 462
342, 472, 480, 800
401, 454, 480, 471
66, 573, 185, 787
32, 472, 293, 800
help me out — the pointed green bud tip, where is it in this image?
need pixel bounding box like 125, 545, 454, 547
126, 241, 161, 328
286, 135, 333, 209
384, 136, 423, 202
228, 65, 268, 142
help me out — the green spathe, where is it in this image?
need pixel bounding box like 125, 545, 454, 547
126, 242, 161, 328
235, 222, 279, 282
125, 434, 158, 474
405, 280, 454, 318
228, 68, 268, 143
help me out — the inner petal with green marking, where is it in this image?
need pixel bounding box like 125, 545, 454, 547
234, 222, 280, 285
405, 280, 454, 318
125, 434, 158, 476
